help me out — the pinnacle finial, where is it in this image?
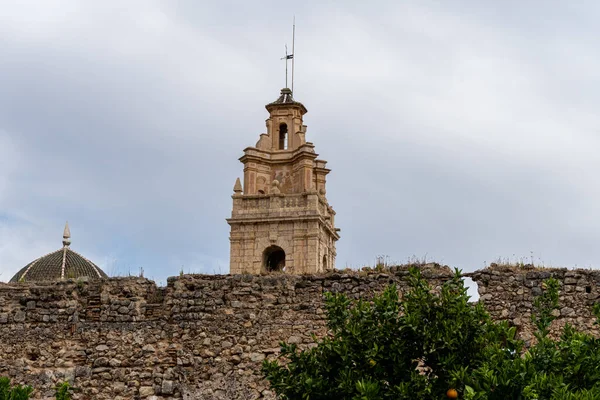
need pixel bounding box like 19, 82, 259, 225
62, 221, 71, 247
233, 178, 243, 194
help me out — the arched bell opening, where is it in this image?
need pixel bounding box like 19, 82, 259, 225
322, 254, 327, 272
278, 123, 288, 150
263, 245, 286, 272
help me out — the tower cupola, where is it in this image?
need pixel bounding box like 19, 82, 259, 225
227, 88, 339, 275
252, 88, 309, 153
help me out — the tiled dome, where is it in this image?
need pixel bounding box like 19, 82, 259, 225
9, 223, 108, 283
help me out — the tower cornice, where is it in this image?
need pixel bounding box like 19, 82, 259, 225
239, 144, 319, 165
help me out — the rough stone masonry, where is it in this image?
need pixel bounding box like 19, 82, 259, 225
0, 264, 599, 399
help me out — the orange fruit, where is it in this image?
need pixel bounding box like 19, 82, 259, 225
447, 388, 458, 399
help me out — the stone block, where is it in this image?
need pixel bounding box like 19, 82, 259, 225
287, 336, 302, 344
13, 311, 25, 323
161, 380, 174, 395
249, 352, 265, 362
92, 357, 109, 367
561, 307, 575, 317
139, 386, 154, 397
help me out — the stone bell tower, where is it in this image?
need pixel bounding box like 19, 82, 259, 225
227, 88, 340, 274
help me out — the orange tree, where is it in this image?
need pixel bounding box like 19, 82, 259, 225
262, 268, 600, 399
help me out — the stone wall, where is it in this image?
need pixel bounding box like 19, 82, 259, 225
0, 264, 598, 399
467, 264, 600, 342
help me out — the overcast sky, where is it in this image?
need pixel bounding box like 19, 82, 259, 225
1, 1, 599, 293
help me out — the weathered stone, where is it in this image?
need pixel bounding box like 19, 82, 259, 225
249, 353, 265, 362
13, 311, 25, 322
287, 336, 302, 344
551, 309, 560, 317
142, 344, 156, 353
161, 380, 174, 395
139, 386, 154, 397
561, 307, 575, 317
113, 382, 126, 393
74, 366, 91, 377
109, 358, 121, 367
92, 357, 109, 367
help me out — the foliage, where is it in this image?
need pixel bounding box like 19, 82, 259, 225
263, 268, 600, 400
54, 382, 73, 400
0, 379, 74, 400
0, 377, 33, 400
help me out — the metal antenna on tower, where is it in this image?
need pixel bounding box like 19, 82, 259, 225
280, 18, 296, 91
281, 44, 293, 88
291, 16, 296, 94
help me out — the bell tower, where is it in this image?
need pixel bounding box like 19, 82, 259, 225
227, 88, 340, 274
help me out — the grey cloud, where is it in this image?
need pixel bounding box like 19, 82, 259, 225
1, 0, 599, 287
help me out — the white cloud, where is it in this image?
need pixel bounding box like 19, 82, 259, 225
0, 217, 57, 281
1, 0, 600, 283
0, 131, 19, 205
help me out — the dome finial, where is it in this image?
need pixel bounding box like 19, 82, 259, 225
62, 221, 71, 247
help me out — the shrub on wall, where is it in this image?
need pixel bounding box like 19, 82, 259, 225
263, 268, 600, 399
0, 379, 73, 400
0, 377, 33, 400
54, 382, 72, 400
